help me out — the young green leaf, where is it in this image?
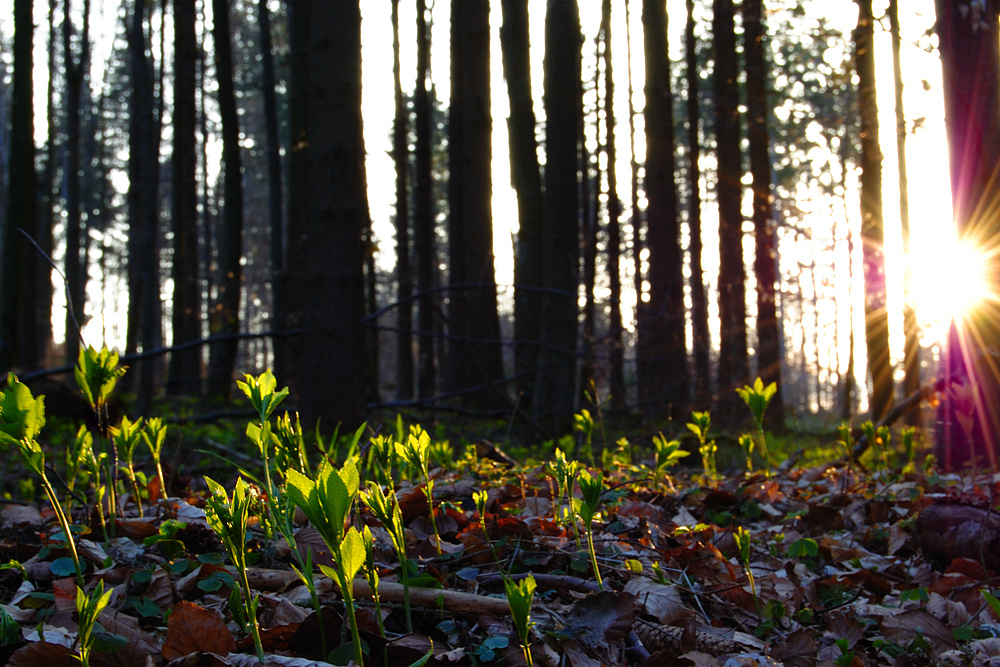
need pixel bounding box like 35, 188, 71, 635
0, 373, 46, 446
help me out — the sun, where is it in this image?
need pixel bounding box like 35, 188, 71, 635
910, 234, 993, 336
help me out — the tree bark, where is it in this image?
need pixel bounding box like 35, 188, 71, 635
580, 35, 598, 403
640, 0, 689, 421
934, 0, 1000, 469
743, 0, 784, 431
167, 0, 202, 395
534, 0, 581, 430
285, 0, 370, 429
447, 0, 505, 409
413, 0, 436, 399
603, 0, 625, 410
854, 0, 893, 423
500, 0, 544, 408
391, 0, 414, 401
713, 0, 747, 418
888, 0, 920, 427
0, 0, 37, 375
206, 0, 244, 401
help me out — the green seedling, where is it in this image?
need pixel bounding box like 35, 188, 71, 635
548, 447, 579, 531
237, 370, 289, 503
361, 482, 413, 631
736, 378, 777, 470
203, 476, 265, 663
473, 489, 506, 573
286, 458, 366, 666
75, 580, 113, 667
834, 637, 855, 666
652, 432, 689, 492
111, 416, 145, 516
901, 426, 916, 474
504, 574, 537, 667
395, 425, 442, 554
738, 434, 755, 474
573, 408, 596, 467
574, 470, 605, 589
74, 345, 127, 436
366, 433, 394, 487
0, 375, 84, 586
861, 420, 892, 474
274, 411, 310, 477
734, 526, 759, 618
688, 412, 718, 487
142, 418, 169, 498
360, 524, 385, 638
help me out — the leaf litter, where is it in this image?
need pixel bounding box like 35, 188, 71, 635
1, 442, 1000, 666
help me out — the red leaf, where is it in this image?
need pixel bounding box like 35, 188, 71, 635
162, 600, 237, 661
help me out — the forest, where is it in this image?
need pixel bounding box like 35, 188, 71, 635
1, 0, 1000, 664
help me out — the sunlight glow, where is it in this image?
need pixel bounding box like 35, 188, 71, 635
912, 235, 993, 330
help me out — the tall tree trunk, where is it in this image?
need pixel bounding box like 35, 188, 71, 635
854, 0, 892, 422
626, 0, 642, 388
413, 0, 436, 399
500, 0, 544, 407
37, 0, 57, 365
259, 0, 286, 382
125, 0, 162, 414
743, 0, 784, 431
640, 0, 689, 421
63, 0, 92, 366
580, 36, 598, 402
0, 0, 37, 374
285, 0, 370, 429
603, 0, 625, 410
713, 0, 748, 418
687, 0, 711, 408
206, 0, 244, 400
391, 0, 414, 400
888, 0, 920, 425
534, 0, 581, 430
934, 0, 1000, 469
167, 0, 202, 395
448, 0, 505, 409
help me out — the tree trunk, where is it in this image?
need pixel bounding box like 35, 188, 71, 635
37, 0, 57, 366
934, 0, 1000, 469
167, 0, 202, 395
713, 0, 748, 418
580, 36, 598, 403
534, 0, 581, 430
285, 0, 370, 429
626, 0, 643, 396
743, 0, 784, 431
448, 0, 505, 409
686, 0, 711, 409
888, 0, 920, 427
601, 0, 625, 410
206, 0, 244, 401
0, 0, 37, 374
413, 0, 436, 399
259, 0, 286, 384
640, 0, 689, 421
391, 0, 414, 401
500, 0, 544, 407
63, 0, 91, 366
854, 0, 892, 423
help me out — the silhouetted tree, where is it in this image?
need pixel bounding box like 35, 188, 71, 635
414, 0, 436, 399
603, 0, 625, 409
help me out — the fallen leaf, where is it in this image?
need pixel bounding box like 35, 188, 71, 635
6, 641, 73, 667
625, 577, 690, 624
162, 601, 237, 661
879, 609, 956, 653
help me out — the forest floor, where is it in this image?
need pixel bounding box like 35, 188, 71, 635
0, 414, 999, 667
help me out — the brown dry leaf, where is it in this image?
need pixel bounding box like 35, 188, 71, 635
624, 577, 689, 625
768, 628, 817, 667
162, 600, 237, 661
52, 578, 76, 613
115, 517, 160, 540
1, 504, 43, 528
677, 651, 720, 667
879, 609, 957, 652
566, 590, 636, 646
94, 608, 161, 666
6, 641, 73, 667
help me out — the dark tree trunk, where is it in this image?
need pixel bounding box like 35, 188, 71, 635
626, 0, 643, 391
259, 0, 287, 383
743, 0, 784, 431
640, 0, 689, 421
500, 0, 544, 407
854, 0, 892, 423
580, 36, 598, 402
603, 0, 625, 410
167, 0, 202, 395
934, 0, 1000, 469
713, 0, 748, 418
37, 0, 57, 365
285, 0, 370, 429
888, 0, 920, 426
413, 0, 436, 399
63, 0, 91, 366
391, 0, 414, 401
125, 0, 162, 414
447, 0, 505, 409
687, 0, 711, 408
534, 0, 581, 430
206, 0, 244, 400
0, 0, 37, 374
